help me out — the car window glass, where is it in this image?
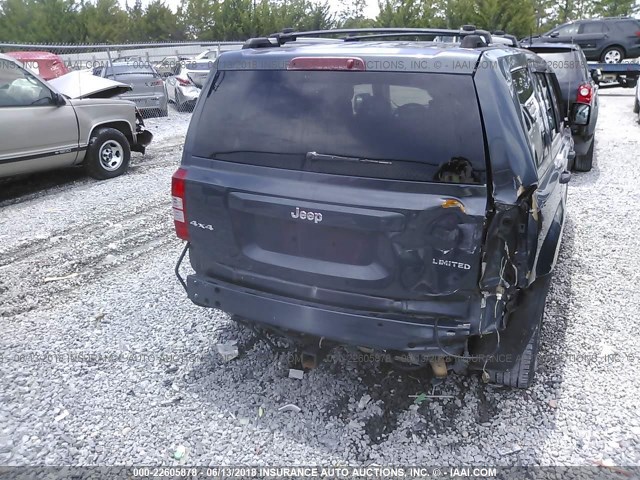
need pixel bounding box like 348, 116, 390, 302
535, 72, 558, 135
617, 20, 640, 34
555, 24, 579, 36
511, 67, 535, 130
581, 22, 605, 34
545, 73, 564, 127
538, 50, 587, 85
194, 70, 487, 184
0, 59, 53, 107
106, 64, 155, 77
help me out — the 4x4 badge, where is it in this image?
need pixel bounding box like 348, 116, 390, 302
190, 220, 214, 231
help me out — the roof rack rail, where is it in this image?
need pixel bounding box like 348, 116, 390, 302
246, 27, 493, 48
490, 31, 520, 47
242, 37, 279, 49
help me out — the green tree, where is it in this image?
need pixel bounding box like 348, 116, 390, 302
138, 0, 186, 41
436, 0, 476, 29
181, 0, 219, 39
591, 0, 639, 16
338, 0, 375, 27
376, 0, 426, 27
216, 0, 252, 39
0, 0, 82, 43
473, 0, 535, 37
78, 0, 129, 42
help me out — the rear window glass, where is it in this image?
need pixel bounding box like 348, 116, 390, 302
617, 20, 640, 34
536, 51, 587, 86
192, 70, 486, 184
107, 64, 156, 76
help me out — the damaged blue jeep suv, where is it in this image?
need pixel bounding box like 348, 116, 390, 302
173, 28, 574, 388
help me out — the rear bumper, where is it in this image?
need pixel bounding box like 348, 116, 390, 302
132, 129, 153, 153
177, 85, 200, 102
120, 95, 167, 112
132, 112, 153, 154
186, 274, 472, 354
627, 45, 640, 58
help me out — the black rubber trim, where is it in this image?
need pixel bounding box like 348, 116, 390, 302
0, 146, 85, 165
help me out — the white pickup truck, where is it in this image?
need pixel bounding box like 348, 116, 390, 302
0, 53, 153, 180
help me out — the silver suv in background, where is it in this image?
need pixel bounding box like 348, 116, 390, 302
0, 54, 153, 180
92, 62, 168, 117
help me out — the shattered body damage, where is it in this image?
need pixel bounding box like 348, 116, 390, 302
477, 186, 538, 335
466, 50, 570, 369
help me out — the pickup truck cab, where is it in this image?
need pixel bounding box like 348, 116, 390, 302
0, 54, 153, 180
173, 28, 574, 388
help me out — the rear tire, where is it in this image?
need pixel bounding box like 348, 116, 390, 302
574, 138, 594, 172
487, 321, 541, 388
600, 46, 624, 64
85, 128, 131, 180
486, 275, 551, 389
634, 98, 639, 114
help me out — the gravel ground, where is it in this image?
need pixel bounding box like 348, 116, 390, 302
1, 94, 639, 468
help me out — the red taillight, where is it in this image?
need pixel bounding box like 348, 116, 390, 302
172, 168, 189, 241
287, 57, 366, 71
177, 77, 192, 86
635, 30, 640, 37
576, 83, 593, 104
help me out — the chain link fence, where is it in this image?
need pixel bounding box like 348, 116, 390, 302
0, 41, 245, 73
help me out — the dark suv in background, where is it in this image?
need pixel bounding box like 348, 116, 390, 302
526, 17, 640, 63
526, 43, 599, 171
173, 28, 574, 388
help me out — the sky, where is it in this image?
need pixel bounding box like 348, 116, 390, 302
119, 0, 381, 22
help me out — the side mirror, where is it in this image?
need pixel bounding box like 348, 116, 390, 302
549, 32, 559, 38
559, 170, 571, 184
52, 92, 66, 106
591, 68, 602, 83
571, 103, 591, 126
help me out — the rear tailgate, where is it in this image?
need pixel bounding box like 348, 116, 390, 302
181, 68, 489, 310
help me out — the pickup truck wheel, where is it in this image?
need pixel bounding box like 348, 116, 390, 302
574, 138, 594, 172
601, 46, 624, 64
85, 128, 131, 180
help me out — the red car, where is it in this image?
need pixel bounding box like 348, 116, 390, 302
5, 51, 70, 80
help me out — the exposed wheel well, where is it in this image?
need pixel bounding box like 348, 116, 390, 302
90, 122, 134, 145
603, 44, 626, 55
